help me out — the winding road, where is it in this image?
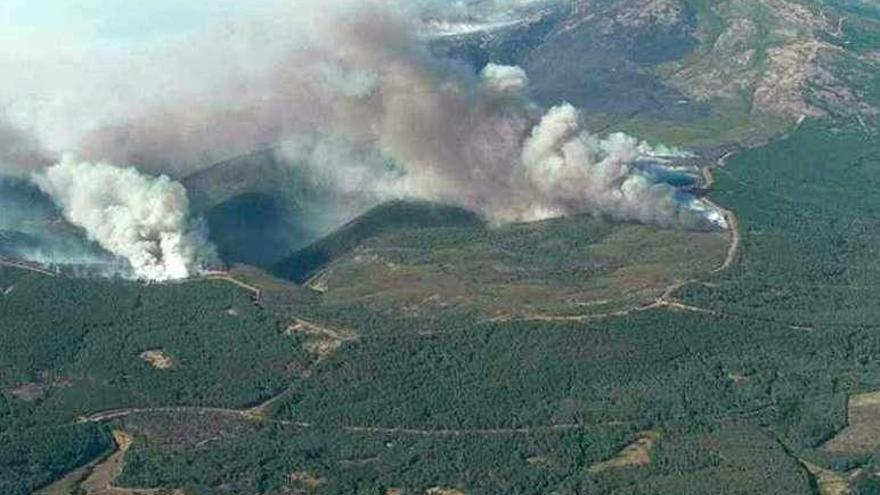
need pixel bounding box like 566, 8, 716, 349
703, 151, 742, 274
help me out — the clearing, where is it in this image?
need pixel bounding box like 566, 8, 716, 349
587, 431, 661, 474
824, 391, 880, 453
138, 350, 174, 370
285, 317, 358, 360
799, 460, 854, 495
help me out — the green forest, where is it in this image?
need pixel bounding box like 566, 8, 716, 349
3, 117, 880, 494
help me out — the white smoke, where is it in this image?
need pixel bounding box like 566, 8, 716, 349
479, 63, 530, 94
518, 103, 698, 226
32, 157, 215, 281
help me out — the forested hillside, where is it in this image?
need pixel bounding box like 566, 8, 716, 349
4, 0, 880, 493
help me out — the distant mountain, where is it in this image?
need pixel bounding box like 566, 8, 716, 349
0, 177, 110, 266
431, 0, 880, 142
181, 148, 288, 213
0, 230, 40, 258
430, 0, 705, 120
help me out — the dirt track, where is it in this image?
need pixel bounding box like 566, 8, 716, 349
0, 256, 57, 277
702, 157, 741, 274
75, 402, 775, 439
197, 271, 264, 306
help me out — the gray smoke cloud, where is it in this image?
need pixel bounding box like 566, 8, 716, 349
0, 117, 52, 176
0, 119, 106, 269
275, 9, 723, 227
74, 5, 722, 228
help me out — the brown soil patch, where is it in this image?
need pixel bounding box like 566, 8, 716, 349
10, 382, 45, 401
588, 431, 661, 474
138, 350, 173, 370
425, 488, 466, 495
306, 272, 329, 293
286, 318, 356, 341
526, 455, 554, 467
80, 430, 129, 494
35, 462, 96, 495
10, 373, 71, 402
304, 339, 343, 358
824, 391, 880, 453
801, 460, 853, 495
286, 318, 357, 359
289, 471, 326, 490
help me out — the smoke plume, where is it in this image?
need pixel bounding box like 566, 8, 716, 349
32, 157, 215, 281
0, 0, 725, 280
0, 118, 52, 176
264, 10, 716, 227
69, 5, 719, 228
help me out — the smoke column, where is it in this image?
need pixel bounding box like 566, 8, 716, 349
263, 11, 719, 228
0, 118, 215, 280
32, 157, 215, 281
276, 59, 715, 227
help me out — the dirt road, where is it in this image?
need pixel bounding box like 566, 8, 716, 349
0, 256, 56, 277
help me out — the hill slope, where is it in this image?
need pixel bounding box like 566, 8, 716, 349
273, 200, 485, 283
273, 199, 728, 319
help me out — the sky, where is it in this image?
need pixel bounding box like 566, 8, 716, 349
0, 0, 300, 152
0, 0, 528, 153
0, 0, 290, 44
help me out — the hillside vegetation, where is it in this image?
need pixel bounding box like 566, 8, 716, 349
274, 200, 727, 320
